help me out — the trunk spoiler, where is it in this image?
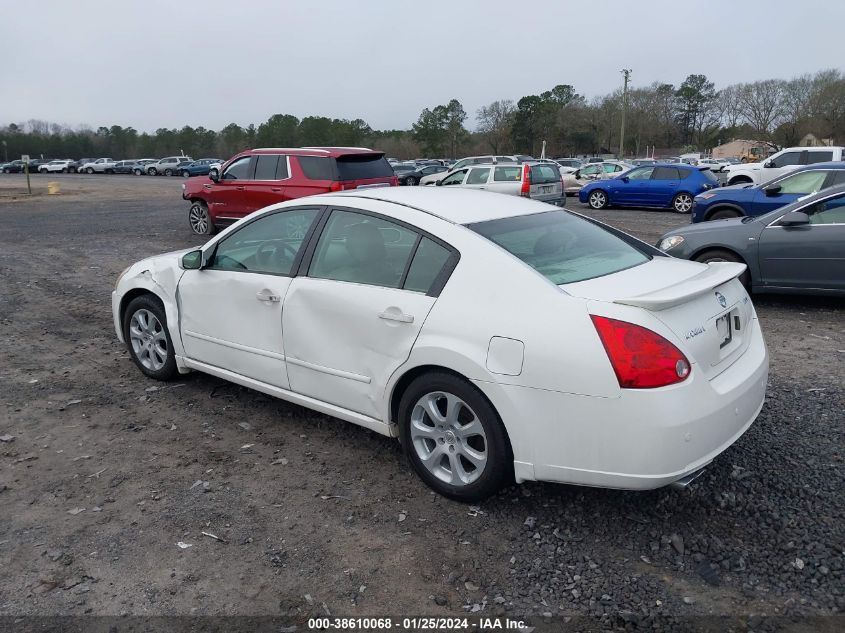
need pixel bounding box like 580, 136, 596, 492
614, 262, 746, 311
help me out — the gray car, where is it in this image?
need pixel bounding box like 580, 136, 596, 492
656, 184, 845, 296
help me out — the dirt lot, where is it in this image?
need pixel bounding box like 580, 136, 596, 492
0, 174, 842, 631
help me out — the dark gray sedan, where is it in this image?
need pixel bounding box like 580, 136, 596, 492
656, 184, 845, 296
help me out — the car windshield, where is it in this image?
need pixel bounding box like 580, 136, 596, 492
468, 210, 650, 285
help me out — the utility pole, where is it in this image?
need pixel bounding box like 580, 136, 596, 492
619, 68, 632, 160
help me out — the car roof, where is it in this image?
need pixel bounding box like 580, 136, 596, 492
250, 147, 383, 157
322, 186, 553, 225
793, 161, 845, 170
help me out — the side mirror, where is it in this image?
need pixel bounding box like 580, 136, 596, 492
779, 211, 810, 226
209, 168, 220, 182
763, 160, 774, 168
621, 176, 630, 183
436, 179, 443, 186
573, 170, 581, 179
763, 184, 782, 197
181, 249, 204, 270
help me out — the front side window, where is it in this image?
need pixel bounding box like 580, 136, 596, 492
209, 208, 320, 274
309, 210, 419, 288
769, 151, 802, 168
806, 193, 845, 225
777, 170, 828, 194
469, 210, 650, 285
626, 167, 654, 180
440, 170, 467, 186
222, 156, 251, 180
466, 167, 490, 185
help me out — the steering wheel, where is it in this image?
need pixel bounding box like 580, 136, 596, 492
256, 240, 298, 267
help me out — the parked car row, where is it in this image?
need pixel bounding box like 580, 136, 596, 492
0, 156, 223, 177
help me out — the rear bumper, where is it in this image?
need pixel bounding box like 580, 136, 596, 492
484, 317, 769, 490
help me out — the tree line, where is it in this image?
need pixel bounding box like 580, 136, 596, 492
2, 68, 843, 162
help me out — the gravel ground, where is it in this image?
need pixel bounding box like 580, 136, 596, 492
0, 174, 842, 631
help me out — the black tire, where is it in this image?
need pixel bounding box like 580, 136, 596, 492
2, 168, 9, 174
86, 167, 94, 174
188, 200, 216, 235
398, 372, 512, 502
105, 169, 114, 174
694, 249, 751, 289
406, 177, 418, 186
133, 168, 143, 175
164, 168, 173, 177
181, 170, 190, 178
148, 167, 158, 176
122, 294, 178, 381
61, 168, 68, 173
708, 207, 743, 221
587, 189, 609, 209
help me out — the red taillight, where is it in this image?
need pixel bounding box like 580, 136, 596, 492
390, 176, 399, 187
521, 164, 531, 197
590, 315, 691, 389
329, 181, 343, 192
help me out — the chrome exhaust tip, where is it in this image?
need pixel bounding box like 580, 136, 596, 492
670, 467, 707, 490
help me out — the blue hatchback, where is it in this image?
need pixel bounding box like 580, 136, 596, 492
691, 161, 845, 223
579, 164, 719, 213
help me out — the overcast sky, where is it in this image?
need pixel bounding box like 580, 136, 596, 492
2, 1, 842, 132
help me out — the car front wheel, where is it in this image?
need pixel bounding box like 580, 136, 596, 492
133, 168, 143, 175
709, 208, 743, 220
588, 190, 608, 209
148, 168, 158, 176
398, 372, 512, 502
182, 170, 190, 178
672, 192, 694, 213
164, 168, 173, 177
188, 201, 216, 235
86, 167, 94, 174
123, 295, 178, 381
694, 249, 751, 288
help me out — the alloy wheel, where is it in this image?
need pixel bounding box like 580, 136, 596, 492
409, 391, 488, 486
189, 204, 209, 234
128, 309, 168, 371
674, 193, 693, 213
589, 191, 607, 209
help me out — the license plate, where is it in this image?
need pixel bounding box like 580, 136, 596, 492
716, 314, 732, 349
541, 186, 551, 193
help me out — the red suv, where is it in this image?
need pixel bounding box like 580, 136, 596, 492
181, 147, 398, 235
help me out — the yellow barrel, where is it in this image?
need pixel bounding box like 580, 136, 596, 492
47, 182, 60, 195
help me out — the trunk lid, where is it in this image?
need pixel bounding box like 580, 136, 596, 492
563, 258, 754, 380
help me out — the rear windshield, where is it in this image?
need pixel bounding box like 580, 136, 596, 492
700, 168, 719, 183
530, 164, 560, 184
469, 210, 650, 285
336, 154, 394, 181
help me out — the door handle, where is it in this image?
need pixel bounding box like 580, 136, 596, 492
236, 186, 245, 191
271, 187, 282, 192
378, 310, 414, 323
256, 290, 280, 303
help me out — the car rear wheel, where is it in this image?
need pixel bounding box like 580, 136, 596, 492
405, 177, 418, 186
164, 168, 173, 177
188, 201, 216, 235
2, 168, 9, 174
61, 168, 68, 173
398, 372, 512, 502
588, 190, 608, 209
709, 208, 743, 220
133, 168, 142, 175
694, 249, 751, 288
672, 192, 694, 213
123, 295, 178, 381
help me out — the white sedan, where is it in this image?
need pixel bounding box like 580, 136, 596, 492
112, 188, 768, 501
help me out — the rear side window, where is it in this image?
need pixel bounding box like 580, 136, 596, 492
530, 165, 560, 184
469, 210, 650, 285
652, 167, 680, 180
298, 156, 335, 180
466, 167, 490, 185
806, 151, 834, 164
700, 169, 719, 183
494, 166, 522, 182
254, 155, 279, 180
404, 237, 453, 293
276, 157, 289, 179
336, 155, 394, 181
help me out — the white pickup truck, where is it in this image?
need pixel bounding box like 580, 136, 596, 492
725, 146, 845, 185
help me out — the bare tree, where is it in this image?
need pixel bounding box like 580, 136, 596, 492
738, 79, 786, 137
476, 100, 515, 153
